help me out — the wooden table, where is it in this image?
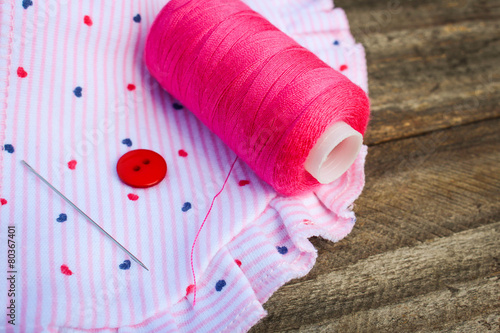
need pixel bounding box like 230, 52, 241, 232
251, 0, 500, 331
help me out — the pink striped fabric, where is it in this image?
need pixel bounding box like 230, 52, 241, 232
0, 0, 368, 332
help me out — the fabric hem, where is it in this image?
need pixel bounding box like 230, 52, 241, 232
0, 0, 15, 198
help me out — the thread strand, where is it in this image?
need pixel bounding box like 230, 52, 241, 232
190, 156, 239, 306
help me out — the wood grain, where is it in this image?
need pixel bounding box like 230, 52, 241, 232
428, 312, 500, 332
340, 0, 500, 144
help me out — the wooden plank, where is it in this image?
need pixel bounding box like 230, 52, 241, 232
298, 278, 500, 332
429, 312, 500, 332
335, 0, 500, 144
362, 19, 500, 144
336, 0, 500, 33
250, 222, 500, 332
299, 118, 500, 281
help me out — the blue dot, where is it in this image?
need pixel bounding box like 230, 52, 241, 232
173, 102, 184, 110
122, 138, 132, 147
276, 246, 288, 255
4, 144, 14, 153
182, 202, 192, 212
333, 40, 340, 46
119, 260, 131, 270
56, 213, 67, 223
133, 14, 141, 23
215, 279, 226, 291
73, 86, 82, 98
22, 0, 33, 9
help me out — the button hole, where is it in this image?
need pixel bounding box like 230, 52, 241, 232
143, 159, 150, 165
133, 166, 140, 171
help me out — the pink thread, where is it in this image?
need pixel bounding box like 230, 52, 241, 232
145, 2, 369, 301
145, 0, 369, 196
190, 156, 238, 306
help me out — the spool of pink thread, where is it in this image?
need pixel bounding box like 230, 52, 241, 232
145, 0, 369, 195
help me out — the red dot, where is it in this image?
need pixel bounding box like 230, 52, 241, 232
127, 193, 139, 201
67, 160, 77, 170
17, 67, 27, 78
60, 264, 73, 276
339, 64, 348, 71
178, 149, 188, 157
83, 15, 93, 26
0, 198, 7, 205
235, 259, 242, 267
186, 284, 194, 295
127, 84, 136, 91
238, 180, 250, 186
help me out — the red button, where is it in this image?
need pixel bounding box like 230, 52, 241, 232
116, 149, 167, 188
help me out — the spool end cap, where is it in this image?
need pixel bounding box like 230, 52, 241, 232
304, 121, 362, 184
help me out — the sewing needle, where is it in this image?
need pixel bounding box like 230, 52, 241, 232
21, 160, 149, 271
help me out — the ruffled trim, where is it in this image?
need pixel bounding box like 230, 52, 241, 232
54, 146, 367, 333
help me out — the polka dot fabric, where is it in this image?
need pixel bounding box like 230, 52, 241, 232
0, 0, 368, 332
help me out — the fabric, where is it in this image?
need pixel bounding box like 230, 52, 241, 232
0, 0, 368, 332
